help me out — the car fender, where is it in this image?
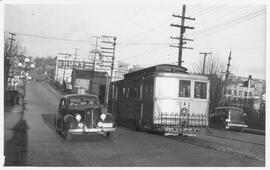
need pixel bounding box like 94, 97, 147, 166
103, 113, 114, 123
64, 114, 77, 124
64, 114, 78, 129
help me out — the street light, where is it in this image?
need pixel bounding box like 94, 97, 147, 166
24, 57, 30, 63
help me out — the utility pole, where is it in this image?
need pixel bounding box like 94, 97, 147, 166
199, 52, 212, 75
170, 4, 195, 67
88, 37, 100, 94
74, 48, 79, 61
222, 51, 232, 103
101, 35, 117, 82
100, 35, 117, 106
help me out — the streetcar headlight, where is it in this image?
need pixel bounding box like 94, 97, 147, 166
100, 114, 106, 121
75, 114, 82, 122
98, 122, 103, 127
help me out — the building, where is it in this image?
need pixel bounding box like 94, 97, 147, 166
54, 55, 129, 86
71, 69, 109, 104
225, 75, 265, 110
54, 56, 93, 85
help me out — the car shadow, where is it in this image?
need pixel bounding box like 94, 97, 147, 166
4, 108, 29, 166
41, 113, 113, 143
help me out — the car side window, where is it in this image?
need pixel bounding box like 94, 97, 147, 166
61, 99, 66, 108
58, 100, 62, 110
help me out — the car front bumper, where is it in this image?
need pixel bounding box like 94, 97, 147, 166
226, 123, 248, 129
68, 127, 116, 134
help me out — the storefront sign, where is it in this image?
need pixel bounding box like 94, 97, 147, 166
57, 60, 93, 70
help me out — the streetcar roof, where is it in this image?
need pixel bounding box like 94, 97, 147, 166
124, 64, 188, 79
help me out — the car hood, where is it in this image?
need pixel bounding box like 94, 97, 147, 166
67, 105, 100, 112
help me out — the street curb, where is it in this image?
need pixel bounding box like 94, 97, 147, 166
45, 81, 67, 96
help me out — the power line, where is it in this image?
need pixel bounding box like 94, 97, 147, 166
10, 32, 90, 43
194, 8, 265, 40
187, 8, 265, 40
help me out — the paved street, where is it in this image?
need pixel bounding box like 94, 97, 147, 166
4, 80, 265, 166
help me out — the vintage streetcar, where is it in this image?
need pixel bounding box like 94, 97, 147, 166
108, 64, 210, 136
209, 106, 248, 130
55, 94, 115, 140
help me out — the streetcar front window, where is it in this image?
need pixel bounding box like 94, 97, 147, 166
179, 80, 191, 98
194, 81, 207, 99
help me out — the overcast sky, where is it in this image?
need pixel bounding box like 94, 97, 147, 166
4, 0, 266, 79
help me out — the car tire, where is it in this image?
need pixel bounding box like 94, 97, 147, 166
64, 132, 72, 141
105, 132, 113, 139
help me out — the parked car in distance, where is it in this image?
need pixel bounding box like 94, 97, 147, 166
55, 94, 115, 140
209, 107, 248, 130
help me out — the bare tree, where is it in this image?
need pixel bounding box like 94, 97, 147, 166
4, 35, 25, 89
192, 54, 226, 76
192, 53, 228, 113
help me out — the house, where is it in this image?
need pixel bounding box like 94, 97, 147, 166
225, 75, 265, 110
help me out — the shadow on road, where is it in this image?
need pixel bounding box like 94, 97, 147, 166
4, 104, 29, 166
41, 113, 56, 131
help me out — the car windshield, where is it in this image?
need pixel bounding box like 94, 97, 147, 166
67, 96, 100, 107
228, 108, 243, 121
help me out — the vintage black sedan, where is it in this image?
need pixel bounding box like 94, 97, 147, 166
55, 94, 115, 140
209, 106, 248, 130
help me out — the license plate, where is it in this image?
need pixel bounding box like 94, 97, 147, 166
103, 123, 113, 128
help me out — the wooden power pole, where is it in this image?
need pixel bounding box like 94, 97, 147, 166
74, 48, 79, 61
100, 35, 117, 106
89, 37, 100, 94
199, 52, 212, 75
170, 4, 195, 67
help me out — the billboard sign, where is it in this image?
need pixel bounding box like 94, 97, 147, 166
57, 60, 93, 70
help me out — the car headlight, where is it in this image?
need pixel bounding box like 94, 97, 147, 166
98, 122, 103, 127
100, 113, 106, 121
78, 122, 83, 128
75, 113, 82, 122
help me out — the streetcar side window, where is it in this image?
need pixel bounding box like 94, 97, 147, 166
129, 79, 138, 99
125, 88, 129, 99
143, 85, 149, 98
194, 81, 207, 99
179, 80, 191, 98
143, 84, 153, 98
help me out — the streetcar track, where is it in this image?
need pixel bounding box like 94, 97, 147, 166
202, 132, 264, 146
168, 135, 265, 162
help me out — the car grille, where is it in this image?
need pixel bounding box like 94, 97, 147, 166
83, 109, 100, 128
